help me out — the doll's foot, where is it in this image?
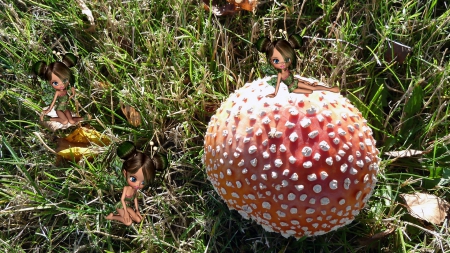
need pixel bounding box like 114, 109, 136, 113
105, 213, 114, 220
82, 114, 92, 121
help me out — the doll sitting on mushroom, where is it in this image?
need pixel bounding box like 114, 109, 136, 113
255, 34, 340, 98
32, 53, 87, 129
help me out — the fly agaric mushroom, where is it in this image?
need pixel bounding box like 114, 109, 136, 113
203, 78, 380, 238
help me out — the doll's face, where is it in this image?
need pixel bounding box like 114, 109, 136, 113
124, 167, 146, 190
270, 48, 291, 70
50, 72, 69, 91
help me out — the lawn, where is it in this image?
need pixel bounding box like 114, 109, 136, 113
1, 0, 450, 252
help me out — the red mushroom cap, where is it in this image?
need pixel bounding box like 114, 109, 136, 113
203, 79, 381, 238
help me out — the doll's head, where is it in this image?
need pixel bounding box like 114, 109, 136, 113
117, 141, 155, 188
32, 53, 78, 90
255, 35, 303, 70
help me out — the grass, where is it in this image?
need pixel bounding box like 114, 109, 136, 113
1, 0, 450, 252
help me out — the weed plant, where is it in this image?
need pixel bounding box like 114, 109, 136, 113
1, 0, 450, 252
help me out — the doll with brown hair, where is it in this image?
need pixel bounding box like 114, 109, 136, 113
32, 53, 84, 126
106, 141, 167, 226
255, 34, 340, 97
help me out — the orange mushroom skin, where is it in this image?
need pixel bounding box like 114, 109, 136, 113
203, 79, 381, 238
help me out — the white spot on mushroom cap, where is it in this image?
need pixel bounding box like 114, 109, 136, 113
314, 153, 321, 161
288, 193, 296, 200
269, 144, 276, 153
289, 132, 299, 142
319, 141, 330, 151
295, 185, 304, 191
320, 171, 328, 180
313, 185, 322, 193
289, 156, 297, 164
329, 180, 338, 190
274, 159, 283, 167
321, 197, 330, 205
302, 147, 312, 157
300, 118, 311, 128
285, 121, 295, 128
303, 161, 313, 168
307, 173, 317, 181
271, 171, 278, 179
308, 130, 319, 138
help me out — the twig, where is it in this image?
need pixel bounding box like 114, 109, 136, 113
303, 35, 363, 50
33, 132, 56, 154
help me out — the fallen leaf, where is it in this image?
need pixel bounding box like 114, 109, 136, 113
75, 0, 95, 32
384, 149, 424, 158
203, 0, 258, 16
64, 127, 111, 146
384, 39, 411, 64
57, 127, 110, 161
120, 102, 141, 127
227, 0, 258, 12
400, 193, 449, 224
57, 146, 104, 160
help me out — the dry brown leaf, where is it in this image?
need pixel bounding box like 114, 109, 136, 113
384, 39, 411, 64
203, 0, 258, 16
384, 149, 424, 158
400, 193, 449, 224
120, 102, 141, 127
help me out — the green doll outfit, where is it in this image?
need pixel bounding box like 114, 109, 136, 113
115, 193, 136, 209
260, 64, 296, 92
54, 90, 69, 111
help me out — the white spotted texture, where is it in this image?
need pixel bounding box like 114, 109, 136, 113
203, 79, 381, 239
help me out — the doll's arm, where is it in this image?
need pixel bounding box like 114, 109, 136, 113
69, 87, 75, 100
120, 187, 132, 224
42, 92, 59, 114
134, 195, 143, 219
266, 74, 282, 98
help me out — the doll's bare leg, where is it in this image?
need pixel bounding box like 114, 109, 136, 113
106, 208, 133, 226
125, 207, 142, 223
291, 88, 313, 94
50, 110, 69, 125
297, 81, 340, 93
64, 110, 83, 124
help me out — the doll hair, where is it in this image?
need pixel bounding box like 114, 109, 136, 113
255, 34, 303, 67
116, 141, 168, 184
32, 53, 78, 83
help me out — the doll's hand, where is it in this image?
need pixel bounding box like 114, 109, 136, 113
266, 93, 275, 98
136, 211, 143, 221
123, 211, 131, 224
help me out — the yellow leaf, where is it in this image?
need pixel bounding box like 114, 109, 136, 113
64, 127, 111, 146
57, 147, 99, 160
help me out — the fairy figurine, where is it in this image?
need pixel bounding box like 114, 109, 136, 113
106, 141, 167, 226
255, 34, 340, 97
32, 53, 85, 126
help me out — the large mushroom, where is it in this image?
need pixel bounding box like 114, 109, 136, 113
203, 77, 380, 238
